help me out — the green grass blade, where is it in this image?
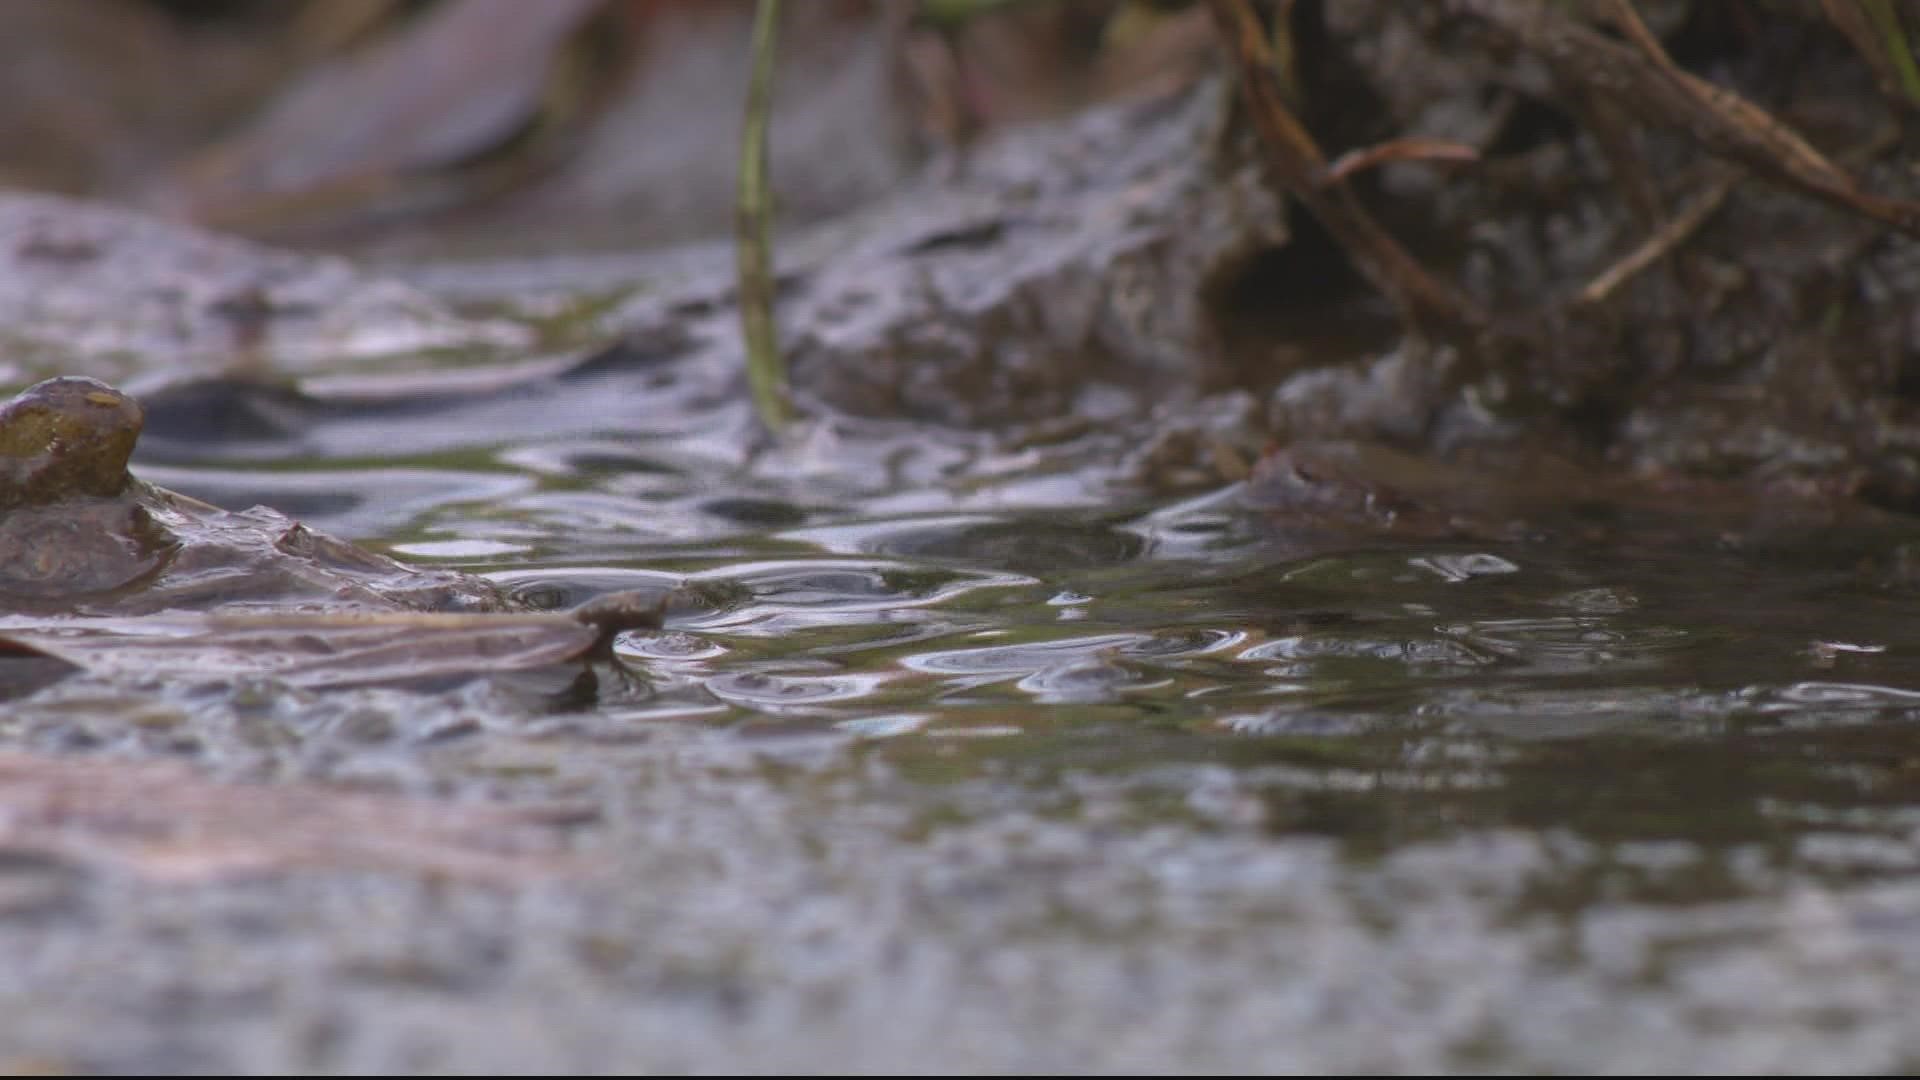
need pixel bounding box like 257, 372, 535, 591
1861, 0, 1920, 106
737, 0, 787, 433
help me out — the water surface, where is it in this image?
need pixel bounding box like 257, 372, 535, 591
11, 389, 1920, 1073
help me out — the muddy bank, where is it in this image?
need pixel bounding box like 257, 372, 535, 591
390, 0, 1920, 508
388, 76, 1298, 431
1268, 1, 1920, 496
0, 80, 1270, 425
4, 3, 1920, 512
7, 13, 1919, 510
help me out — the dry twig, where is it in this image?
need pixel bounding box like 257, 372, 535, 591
1576, 167, 1740, 305
1456, 0, 1920, 237
1207, 0, 1485, 338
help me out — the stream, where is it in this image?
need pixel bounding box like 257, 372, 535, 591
0, 58, 1916, 1064
0, 362, 1908, 1072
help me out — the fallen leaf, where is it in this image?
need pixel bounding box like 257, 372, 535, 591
0, 751, 589, 884
0, 591, 662, 690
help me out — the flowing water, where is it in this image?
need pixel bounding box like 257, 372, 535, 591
3, 370, 1908, 1073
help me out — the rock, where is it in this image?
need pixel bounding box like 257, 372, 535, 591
0, 376, 503, 615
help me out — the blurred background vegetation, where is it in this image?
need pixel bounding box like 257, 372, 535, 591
0, 0, 1219, 259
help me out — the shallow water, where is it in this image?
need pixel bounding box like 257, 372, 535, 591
9, 383, 1920, 1072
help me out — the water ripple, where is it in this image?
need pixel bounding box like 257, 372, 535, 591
903, 633, 1152, 677
1016, 659, 1173, 704
705, 670, 895, 708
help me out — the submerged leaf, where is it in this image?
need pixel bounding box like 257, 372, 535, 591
0, 592, 661, 690
0, 751, 586, 884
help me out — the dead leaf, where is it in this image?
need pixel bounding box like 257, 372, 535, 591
0, 592, 661, 690
158, 0, 614, 236
0, 751, 588, 884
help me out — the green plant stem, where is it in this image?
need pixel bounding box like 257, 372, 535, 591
1862, 0, 1920, 106
737, 0, 786, 433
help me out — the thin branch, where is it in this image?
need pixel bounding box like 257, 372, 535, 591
1323, 138, 1480, 186
1456, 0, 1920, 237
1577, 168, 1739, 305
1207, 0, 1484, 339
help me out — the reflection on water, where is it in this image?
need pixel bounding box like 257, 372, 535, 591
134, 409, 1920, 860
75, 405, 1920, 1071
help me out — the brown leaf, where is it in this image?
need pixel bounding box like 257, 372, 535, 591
0, 610, 608, 690
157, 0, 610, 235
0, 751, 587, 884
